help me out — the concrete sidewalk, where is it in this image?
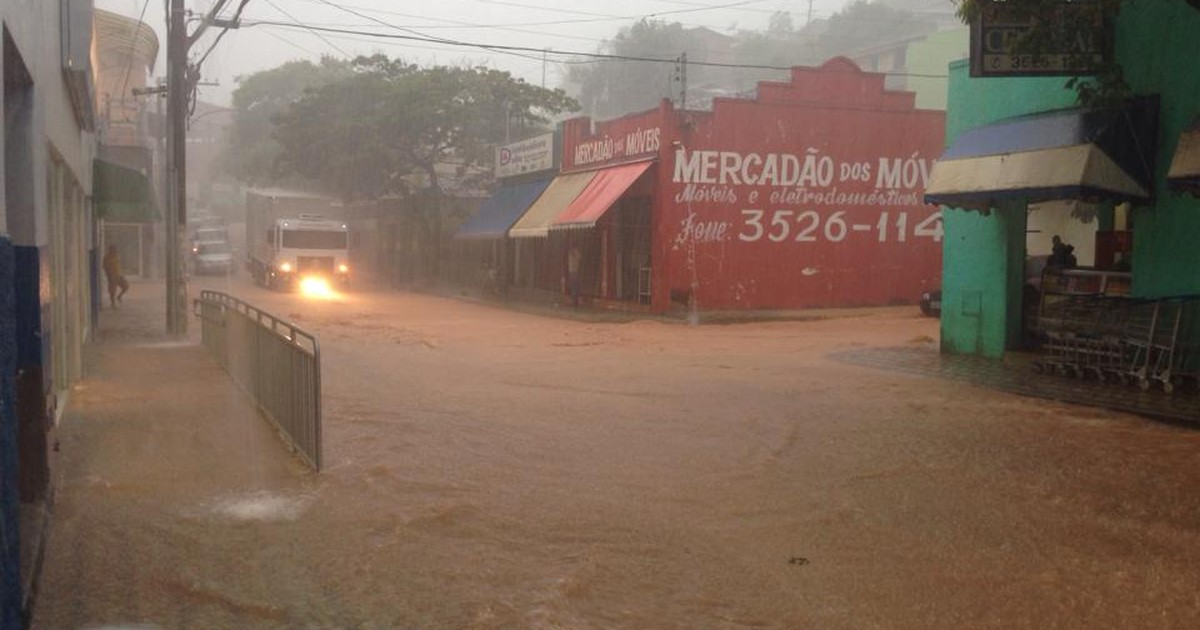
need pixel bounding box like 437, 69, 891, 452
836, 346, 1200, 426
28, 279, 311, 629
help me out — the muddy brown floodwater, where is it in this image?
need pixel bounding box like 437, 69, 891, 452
33, 273, 1200, 629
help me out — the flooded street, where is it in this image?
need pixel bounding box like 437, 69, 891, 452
34, 275, 1200, 629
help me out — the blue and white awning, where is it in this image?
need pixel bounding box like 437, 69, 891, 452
925, 99, 1158, 211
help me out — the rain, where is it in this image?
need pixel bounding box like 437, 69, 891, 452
5, 1, 1200, 629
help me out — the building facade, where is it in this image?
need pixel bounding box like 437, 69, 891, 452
462, 58, 946, 313
2, 0, 98, 624
93, 8, 159, 281
928, 1, 1200, 358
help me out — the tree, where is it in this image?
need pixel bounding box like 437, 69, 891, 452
272, 56, 579, 279
818, 1, 935, 58
768, 10, 794, 36
224, 57, 353, 186
567, 19, 702, 119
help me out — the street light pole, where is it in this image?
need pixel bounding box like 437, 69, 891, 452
166, 0, 189, 335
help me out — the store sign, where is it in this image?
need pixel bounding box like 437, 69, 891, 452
667, 148, 942, 252
495, 133, 554, 178
563, 109, 665, 171
572, 126, 661, 168
970, 0, 1109, 76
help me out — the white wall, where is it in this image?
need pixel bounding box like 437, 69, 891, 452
2, 0, 96, 247
1026, 200, 1100, 266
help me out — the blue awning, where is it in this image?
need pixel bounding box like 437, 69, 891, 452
455, 178, 552, 239
925, 98, 1158, 210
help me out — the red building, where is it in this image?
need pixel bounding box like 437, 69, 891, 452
504, 58, 946, 312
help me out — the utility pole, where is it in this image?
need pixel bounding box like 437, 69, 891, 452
155, 0, 242, 334
166, 0, 188, 334
678, 52, 688, 110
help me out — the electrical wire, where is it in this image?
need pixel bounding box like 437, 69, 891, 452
452, 0, 777, 20
312, 0, 551, 63
261, 27, 323, 56
192, 0, 254, 69
294, 0, 778, 31
263, 0, 353, 57
243, 20, 949, 78
269, 0, 948, 62
255, 5, 612, 45
117, 0, 154, 106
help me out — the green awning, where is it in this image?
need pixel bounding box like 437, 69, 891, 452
93, 159, 159, 223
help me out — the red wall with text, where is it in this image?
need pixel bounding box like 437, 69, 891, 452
560, 58, 946, 311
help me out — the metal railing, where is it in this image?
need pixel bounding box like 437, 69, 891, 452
194, 290, 322, 470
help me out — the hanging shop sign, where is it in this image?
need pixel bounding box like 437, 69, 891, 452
495, 133, 555, 179
970, 0, 1110, 77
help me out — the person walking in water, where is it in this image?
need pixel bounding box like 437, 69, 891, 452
102, 244, 129, 308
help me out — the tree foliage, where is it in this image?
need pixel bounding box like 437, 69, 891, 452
564, 6, 937, 117
225, 57, 353, 186
566, 20, 694, 120
819, 1, 936, 58
269, 56, 579, 278
271, 56, 578, 202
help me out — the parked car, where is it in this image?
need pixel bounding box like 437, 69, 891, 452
190, 227, 234, 275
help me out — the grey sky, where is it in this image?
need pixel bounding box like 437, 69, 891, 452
96, 0, 860, 106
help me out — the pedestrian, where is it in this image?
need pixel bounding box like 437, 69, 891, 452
567, 244, 582, 307
1048, 235, 1077, 268
102, 244, 130, 308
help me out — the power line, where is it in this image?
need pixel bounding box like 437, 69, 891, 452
263, 0, 353, 57
452, 0, 778, 20
311, 0, 551, 63
639, 0, 792, 16
192, 0, 254, 69
244, 20, 950, 78
258, 3, 611, 45
261, 26, 322, 56
268, 0, 953, 65
117, 0, 153, 105
290, 0, 797, 33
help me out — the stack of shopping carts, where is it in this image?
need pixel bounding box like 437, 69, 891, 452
1034, 295, 1199, 394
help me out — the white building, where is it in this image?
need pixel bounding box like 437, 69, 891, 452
2, 0, 99, 622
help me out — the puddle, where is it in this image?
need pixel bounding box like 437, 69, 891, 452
200, 491, 313, 522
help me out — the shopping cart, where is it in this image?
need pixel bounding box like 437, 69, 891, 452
1034, 294, 1127, 380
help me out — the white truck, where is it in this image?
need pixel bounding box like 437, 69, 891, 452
245, 190, 351, 290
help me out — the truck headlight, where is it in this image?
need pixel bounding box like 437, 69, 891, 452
338, 264, 349, 274
279, 262, 293, 273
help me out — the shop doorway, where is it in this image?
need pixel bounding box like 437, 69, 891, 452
1023, 200, 1134, 345
615, 196, 652, 304
102, 222, 148, 279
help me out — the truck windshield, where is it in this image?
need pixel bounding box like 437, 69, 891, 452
281, 229, 348, 249
195, 229, 228, 243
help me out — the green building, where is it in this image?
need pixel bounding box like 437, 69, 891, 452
927, 1, 1200, 359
